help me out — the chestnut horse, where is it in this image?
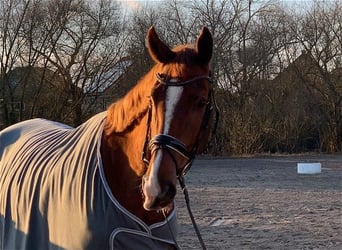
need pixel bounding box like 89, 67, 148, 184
0, 27, 214, 249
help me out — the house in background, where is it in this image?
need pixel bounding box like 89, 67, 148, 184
253, 50, 342, 152
83, 57, 134, 114
0, 58, 134, 129
0, 66, 73, 129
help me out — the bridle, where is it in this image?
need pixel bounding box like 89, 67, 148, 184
141, 73, 218, 250
141, 73, 218, 177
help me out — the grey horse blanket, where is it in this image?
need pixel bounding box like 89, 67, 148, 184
0, 112, 177, 249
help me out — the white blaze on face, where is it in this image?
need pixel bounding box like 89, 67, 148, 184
143, 84, 184, 208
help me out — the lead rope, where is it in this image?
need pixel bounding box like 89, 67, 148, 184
163, 176, 207, 250
178, 176, 207, 250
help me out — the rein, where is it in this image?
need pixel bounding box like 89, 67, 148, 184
142, 73, 218, 249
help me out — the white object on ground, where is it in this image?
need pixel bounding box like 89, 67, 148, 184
297, 162, 322, 174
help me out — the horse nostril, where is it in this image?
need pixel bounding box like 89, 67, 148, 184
160, 182, 176, 200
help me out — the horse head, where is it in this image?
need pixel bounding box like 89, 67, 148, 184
141, 26, 214, 211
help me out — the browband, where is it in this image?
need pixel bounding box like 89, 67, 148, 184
156, 73, 213, 86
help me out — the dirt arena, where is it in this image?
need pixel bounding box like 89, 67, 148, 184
174, 154, 342, 249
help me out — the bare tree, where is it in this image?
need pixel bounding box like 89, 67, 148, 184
38, 0, 124, 125
289, 0, 342, 151
185, 0, 293, 154
0, 0, 126, 127
0, 0, 31, 126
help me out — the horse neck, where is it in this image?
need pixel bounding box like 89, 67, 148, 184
101, 68, 167, 225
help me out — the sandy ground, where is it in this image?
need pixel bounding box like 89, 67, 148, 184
174, 154, 342, 249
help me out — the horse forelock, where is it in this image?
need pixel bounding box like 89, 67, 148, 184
156, 45, 210, 82
172, 45, 196, 64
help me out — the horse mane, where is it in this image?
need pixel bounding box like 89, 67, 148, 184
104, 44, 206, 135
104, 68, 154, 134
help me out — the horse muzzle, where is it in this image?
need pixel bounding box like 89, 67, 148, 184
142, 176, 176, 211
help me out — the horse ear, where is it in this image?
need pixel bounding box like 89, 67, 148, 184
196, 27, 213, 65
146, 26, 175, 64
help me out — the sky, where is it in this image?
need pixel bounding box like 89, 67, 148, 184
116, 0, 337, 14
117, 0, 320, 10
118, 0, 142, 10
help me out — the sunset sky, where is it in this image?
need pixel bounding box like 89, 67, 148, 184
117, 0, 319, 11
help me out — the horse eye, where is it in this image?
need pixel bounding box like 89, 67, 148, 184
197, 98, 208, 108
